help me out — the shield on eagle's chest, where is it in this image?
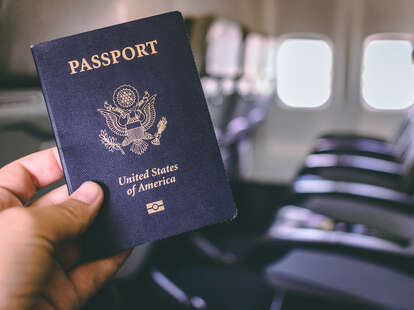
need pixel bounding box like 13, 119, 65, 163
122, 125, 145, 146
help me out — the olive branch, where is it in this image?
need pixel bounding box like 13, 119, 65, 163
99, 130, 125, 155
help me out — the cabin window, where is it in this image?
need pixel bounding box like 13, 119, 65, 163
361, 35, 414, 110
276, 37, 333, 108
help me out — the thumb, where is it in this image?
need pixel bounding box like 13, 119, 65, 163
29, 181, 103, 244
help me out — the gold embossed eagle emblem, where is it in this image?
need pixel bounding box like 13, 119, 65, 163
98, 84, 167, 155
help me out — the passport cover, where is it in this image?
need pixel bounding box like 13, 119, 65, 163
31, 11, 236, 257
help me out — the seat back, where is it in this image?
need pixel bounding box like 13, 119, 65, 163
199, 18, 244, 135
222, 34, 275, 177
266, 249, 414, 310
232, 33, 274, 120
391, 105, 414, 160
399, 114, 414, 192
188, 16, 215, 77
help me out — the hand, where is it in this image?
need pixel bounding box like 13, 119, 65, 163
0, 148, 131, 309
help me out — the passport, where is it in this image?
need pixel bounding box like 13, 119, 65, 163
31, 11, 237, 257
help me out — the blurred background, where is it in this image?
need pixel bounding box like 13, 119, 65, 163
2, 0, 414, 309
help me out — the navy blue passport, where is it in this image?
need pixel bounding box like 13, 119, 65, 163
31, 11, 236, 257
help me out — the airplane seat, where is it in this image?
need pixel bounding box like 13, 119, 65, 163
172, 33, 277, 266
183, 17, 196, 41
246, 114, 414, 308
198, 18, 244, 135
310, 105, 414, 161
265, 249, 414, 310
290, 116, 414, 204
252, 198, 414, 308
185, 19, 273, 178
185, 16, 246, 174
259, 160, 414, 266
188, 15, 215, 77
253, 120, 414, 307
218, 33, 275, 177
293, 111, 414, 191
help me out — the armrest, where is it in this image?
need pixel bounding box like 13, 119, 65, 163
151, 269, 207, 310
267, 224, 410, 257
265, 200, 414, 257
304, 154, 402, 175
292, 177, 413, 209
206, 92, 238, 132
218, 116, 249, 147
247, 196, 414, 266
298, 154, 403, 190
303, 195, 414, 242
266, 250, 413, 310
189, 234, 237, 265
317, 133, 386, 143
219, 106, 267, 147
313, 139, 397, 162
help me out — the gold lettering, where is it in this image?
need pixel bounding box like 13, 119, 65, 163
91, 54, 102, 69
110, 50, 121, 64
122, 46, 136, 61
122, 166, 177, 196
79, 58, 93, 72
68, 60, 80, 74
68, 39, 159, 75
101, 52, 111, 66
146, 40, 158, 54
135, 44, 149, 58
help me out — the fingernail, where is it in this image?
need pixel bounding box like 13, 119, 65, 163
71, 181, 101, 204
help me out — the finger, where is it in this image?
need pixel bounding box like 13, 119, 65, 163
31, 185, 81, 270
55, 240, 82, 271
35, 262, 80, 310
0, 147, 63, 204
0, 187, 22, 211
69, 249, 132, 307
30, 184, 69, 208
33, 299, 54, 310
28, 182, 103, 244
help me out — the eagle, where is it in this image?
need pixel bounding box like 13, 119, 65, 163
98, 91, 157, 155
